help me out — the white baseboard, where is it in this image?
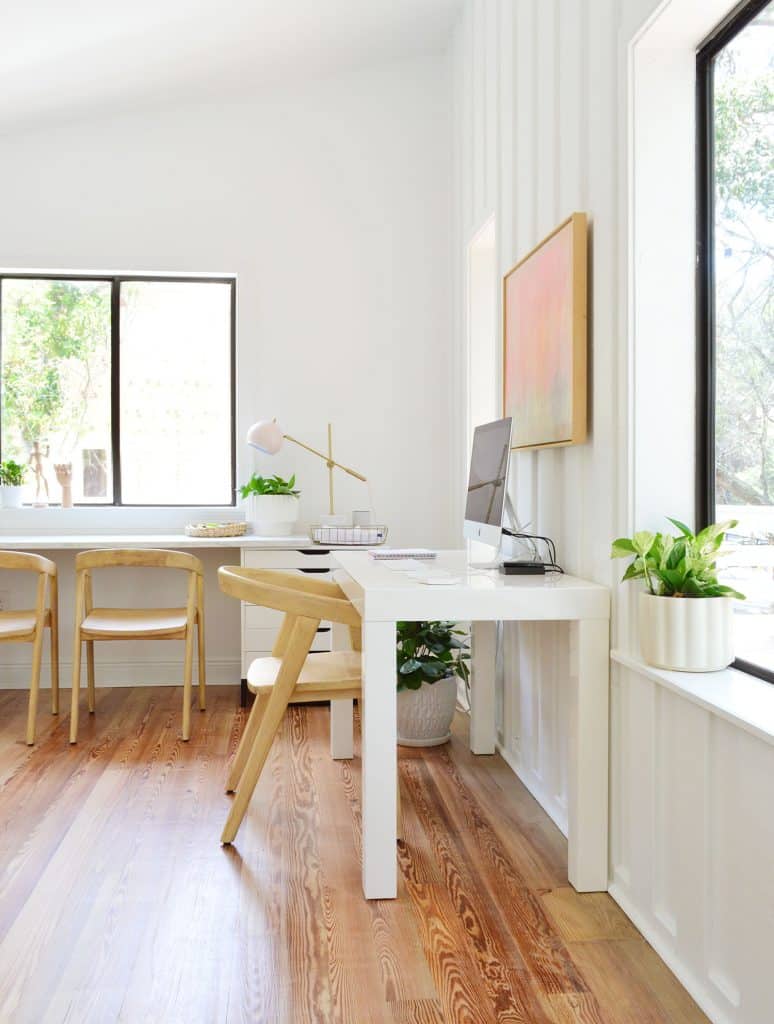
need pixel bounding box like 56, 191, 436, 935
0, 658, 241, 688
608, 882, 730, 1024
496, 740, 568, 838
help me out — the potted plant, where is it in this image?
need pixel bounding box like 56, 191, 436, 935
0, 460, 27, 508
396, 621, 470, 746
240, 473, 300, 536
611, 517, 745, 672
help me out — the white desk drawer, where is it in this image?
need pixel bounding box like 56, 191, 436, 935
243, 626, 332, 652
242, 549, 333, 570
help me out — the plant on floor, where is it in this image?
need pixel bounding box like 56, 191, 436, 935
240, 473, 300, 499
0, 459, 26, 486
610, 517, 745, 599
396, 621, 470, 691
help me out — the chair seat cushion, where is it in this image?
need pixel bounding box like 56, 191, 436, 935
247, 650, 362, 696
81, 607, 189, 639
0, 610, 46, 641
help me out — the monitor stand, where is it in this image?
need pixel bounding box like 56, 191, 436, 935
468, 495, 523, 570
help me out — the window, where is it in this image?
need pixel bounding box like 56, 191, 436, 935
0, 275, 235, 506
697, 0, 774, 681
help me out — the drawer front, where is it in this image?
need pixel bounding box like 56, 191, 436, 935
243, 626, 332, 652
242, 549, 333, 570
242, 636, 331, 674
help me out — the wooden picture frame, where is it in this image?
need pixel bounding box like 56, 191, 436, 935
502, 212, 588, 450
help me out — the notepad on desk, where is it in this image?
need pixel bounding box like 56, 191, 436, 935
368, 548, 437, 560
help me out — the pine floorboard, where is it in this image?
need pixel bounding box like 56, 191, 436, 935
0, 686, 709, 1024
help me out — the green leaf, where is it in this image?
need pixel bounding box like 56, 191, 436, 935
399, 658, 422, 675
621, 561, 645, 582
666, 517, 693, 538
632, 531, 656, 557
610, 538, 636, 558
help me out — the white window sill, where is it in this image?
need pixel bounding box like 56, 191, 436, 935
611, 649, 774, 748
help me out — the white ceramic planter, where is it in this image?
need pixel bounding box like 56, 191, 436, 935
1, 485, 24, 509
638, 592, 734, 672
246, 494, 299, 536
397, 675, 457, 747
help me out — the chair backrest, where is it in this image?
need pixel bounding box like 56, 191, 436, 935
218, 566, 360, 627
75, 548, 203, 574
0, 550, 56, 576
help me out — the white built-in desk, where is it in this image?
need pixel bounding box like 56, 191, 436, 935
333, 550, 611, 900
0, 534, 354, 709
0, 533, 314, 550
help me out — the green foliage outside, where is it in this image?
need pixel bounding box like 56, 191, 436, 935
396, 621, 470, 692
1, 280, 109, 458
240, 473, 300, 498
611, 517, 745, 599
713, 42, 773, 506
0, 460, 26, 486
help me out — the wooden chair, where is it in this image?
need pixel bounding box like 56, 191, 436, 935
218, 565, 364, 844
0, 551, 59, 745
70, 549, 205, 744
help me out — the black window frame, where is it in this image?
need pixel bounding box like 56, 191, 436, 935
696, 0, 774, 684
0, 272, 237, 508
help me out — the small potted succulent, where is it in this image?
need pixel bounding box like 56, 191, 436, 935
0, 460, 27, 509
240, 473, 300, 536
611, 517, 745, 672
396, 621, 470, 746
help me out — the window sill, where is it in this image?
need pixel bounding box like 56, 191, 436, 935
611, 649, 774, 747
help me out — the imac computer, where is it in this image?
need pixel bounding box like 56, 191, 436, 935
463, 417, 512, 552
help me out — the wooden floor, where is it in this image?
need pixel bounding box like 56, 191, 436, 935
0, 687, 708, 1024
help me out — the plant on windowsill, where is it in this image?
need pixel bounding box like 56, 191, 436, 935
611, 517, 745, 672
240, 473, 301, 537
396, 621, 470, 747
0, 460, 27, 509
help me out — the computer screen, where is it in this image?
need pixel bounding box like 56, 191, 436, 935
464, 417, 512, 544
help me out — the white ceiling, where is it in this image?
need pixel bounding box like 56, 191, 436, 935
0, 0, 461, 128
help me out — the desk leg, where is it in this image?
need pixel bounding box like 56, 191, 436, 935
362, 619, 397, 900
470, 620, 497, 754
568, 618, 609, 893
330, 622, 354, 759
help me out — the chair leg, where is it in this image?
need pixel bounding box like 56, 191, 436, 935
50, 616, 59, 717
182, 626, 194, 741
221, 617, 318, 844
197, 576, 206, 711
226, 694, 266, 793
86, 641, 96, 713
25, 627, 45, 746
70, 638, 82, 744
396, 765, 403, 841
221, 695, 286, 843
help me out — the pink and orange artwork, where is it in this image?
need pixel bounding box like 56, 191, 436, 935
503, 213, 587, 450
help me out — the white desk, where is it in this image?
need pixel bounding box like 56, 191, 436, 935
333, 550, 611, 901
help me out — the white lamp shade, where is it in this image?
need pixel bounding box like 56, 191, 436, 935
246, 419, 284, 454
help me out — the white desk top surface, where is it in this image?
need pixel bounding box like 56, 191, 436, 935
333, 550, 610, 622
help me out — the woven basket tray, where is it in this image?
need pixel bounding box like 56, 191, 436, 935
185, 521, 248, 538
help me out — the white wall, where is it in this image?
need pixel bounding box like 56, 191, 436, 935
451, 3, 774, 1023
450, 0, 646, 833
0, 54, 453, 683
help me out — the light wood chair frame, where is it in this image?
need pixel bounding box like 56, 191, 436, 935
69, 549, 205, 744
218, 566, 363, 844
0, 551, 59, 745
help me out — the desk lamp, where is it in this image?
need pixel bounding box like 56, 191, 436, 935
246, 419, 366, 516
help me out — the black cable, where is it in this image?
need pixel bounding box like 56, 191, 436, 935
502, 528, 561, 569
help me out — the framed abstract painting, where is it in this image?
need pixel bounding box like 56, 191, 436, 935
502, 212, 588, 450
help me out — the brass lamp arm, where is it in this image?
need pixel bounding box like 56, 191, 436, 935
283, 434, 367, 482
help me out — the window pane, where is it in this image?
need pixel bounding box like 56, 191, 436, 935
712, 4, 774, 674
119, 281, 232, 504
1, 279, 112, 504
